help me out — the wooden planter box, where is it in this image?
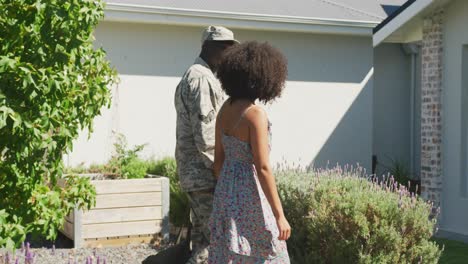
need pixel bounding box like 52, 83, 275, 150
60, 177, 169, 248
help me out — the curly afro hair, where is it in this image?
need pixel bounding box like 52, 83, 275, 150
217, 41, 287, 103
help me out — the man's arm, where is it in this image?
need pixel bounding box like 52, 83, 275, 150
187, 77, 217, 169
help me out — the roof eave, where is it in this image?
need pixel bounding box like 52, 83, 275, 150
104, 3, 380, 36
373, 0, 453, 47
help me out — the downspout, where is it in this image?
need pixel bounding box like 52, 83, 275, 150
402, 43, 420, 178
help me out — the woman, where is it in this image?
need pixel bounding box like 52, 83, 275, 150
209, 41, 291, 264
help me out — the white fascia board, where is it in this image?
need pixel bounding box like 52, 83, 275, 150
104, 3, 379, 36
373, 0, 433, 47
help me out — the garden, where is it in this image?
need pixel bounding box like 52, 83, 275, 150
1, 0, 468, 263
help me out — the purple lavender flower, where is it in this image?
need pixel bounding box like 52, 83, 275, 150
25, 241, 30, 257
25, 251, 32, 264
26, 252, 36, 264
97, 255, 101, 264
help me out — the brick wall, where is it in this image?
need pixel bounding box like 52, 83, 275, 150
420, 9, 444, 208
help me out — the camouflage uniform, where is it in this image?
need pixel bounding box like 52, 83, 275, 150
174, 57, 225, 264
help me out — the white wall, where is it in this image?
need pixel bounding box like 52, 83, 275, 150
373, 43, 413, 176
65, 22, 374, 171
439, 0, 468, 240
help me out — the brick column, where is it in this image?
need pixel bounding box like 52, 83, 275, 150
420, 9, 444, 207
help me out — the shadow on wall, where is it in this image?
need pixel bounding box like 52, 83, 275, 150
95, 22, 371, 84
310, 69, 374, 171
92, 21, 375, 170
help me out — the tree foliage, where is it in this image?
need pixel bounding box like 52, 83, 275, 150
0, 0, 118, 247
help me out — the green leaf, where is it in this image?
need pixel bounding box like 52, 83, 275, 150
0, 0, 117, 248
10, 113, 22, 129
0, 56, 16, 72
5, 237, 15, 250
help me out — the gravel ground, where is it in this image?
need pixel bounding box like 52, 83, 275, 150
0, 233, 175, 264
0, 244, 162, 264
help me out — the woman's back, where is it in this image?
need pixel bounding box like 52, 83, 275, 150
219, 99, 255, 143
209, 100, 288, 263
208, 41, 290, 264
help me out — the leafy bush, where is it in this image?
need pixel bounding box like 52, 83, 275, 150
147, 157, 190, 227
107, 134, 147, 179
0, 0, 117, 248
276, 166, 442, 264
121, 158, 148, 179
65, 134, 148, 179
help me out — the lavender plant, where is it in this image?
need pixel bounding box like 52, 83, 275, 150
0, 241, 109, 264
276, 164, 442, 264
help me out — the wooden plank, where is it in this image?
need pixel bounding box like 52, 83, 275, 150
83, 220, 162, 239
65, 211, 74, 223
92, 179, 162, 194
61, 220, 74, 240
82, 206, 162, 224
160, 177, 170, 241
95, 192, 162, 209
74, 209, 83, 248
83, 235, 154, 248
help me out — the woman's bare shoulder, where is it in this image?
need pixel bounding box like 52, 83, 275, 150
245, 105, 268, 127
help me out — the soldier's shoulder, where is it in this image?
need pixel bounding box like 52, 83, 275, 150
185, 64, 212, 81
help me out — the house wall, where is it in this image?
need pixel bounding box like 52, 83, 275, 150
373, 43, 413, 176
65, 22, 374, 171
439, 0, 468, 241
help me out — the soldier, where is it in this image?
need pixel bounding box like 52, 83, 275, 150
174, 26, 238, 264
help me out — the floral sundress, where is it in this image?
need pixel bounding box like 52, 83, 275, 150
209, 119, 290, 264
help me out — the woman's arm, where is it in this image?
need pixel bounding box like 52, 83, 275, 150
213, 103, 225, 179
248, 107, 291, 240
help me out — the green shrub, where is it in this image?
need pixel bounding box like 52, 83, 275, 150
147, 157, 190, 227
65, 134, 148, 178
107, 134, 147, 179
0, 0, 117, 248
276, 166, 442, 264
123, 158, 148, 179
